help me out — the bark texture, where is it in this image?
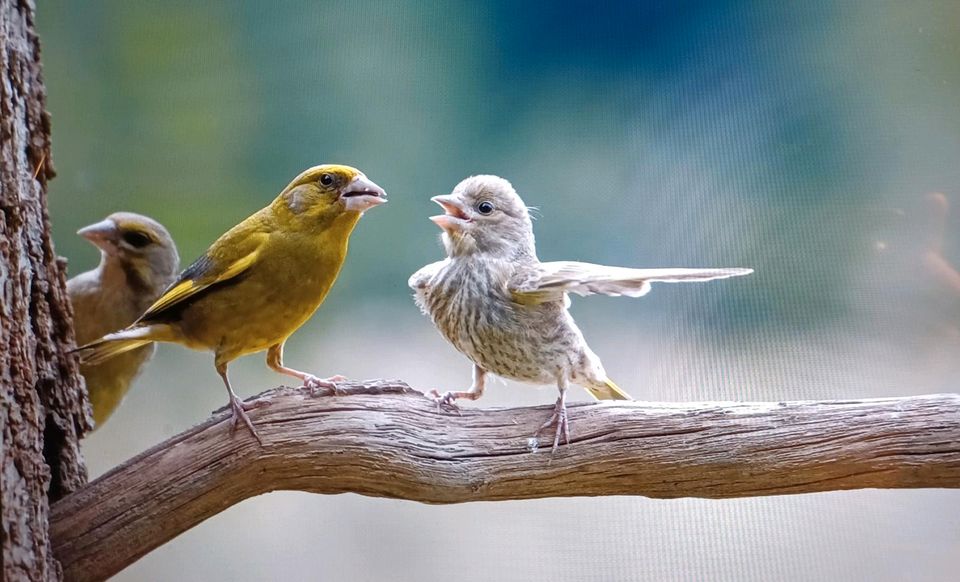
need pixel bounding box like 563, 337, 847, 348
50, 383, 960, 582
1, 1, 91, 580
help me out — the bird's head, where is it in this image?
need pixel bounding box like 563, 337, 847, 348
275, 164, 387, 227
430, 175, 535, 258
78, 212, 180, 293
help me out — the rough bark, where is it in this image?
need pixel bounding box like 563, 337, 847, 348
1, 1, 91, 580
50, 383, 960, 582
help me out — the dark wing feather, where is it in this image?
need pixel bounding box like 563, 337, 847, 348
135, 231, 268, 324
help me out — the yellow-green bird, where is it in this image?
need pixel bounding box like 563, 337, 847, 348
68, 213, 180, 428
76, 165, 387, 442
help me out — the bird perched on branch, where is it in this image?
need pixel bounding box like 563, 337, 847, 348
68, 212, 180, 429
76, 165, 387, 443
410, 175, 752, 451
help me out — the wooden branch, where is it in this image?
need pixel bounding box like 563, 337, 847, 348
50, 383, 960, 581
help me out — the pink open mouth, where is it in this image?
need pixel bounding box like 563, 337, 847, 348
435, 200, 469, 220
430, 195, 470, 231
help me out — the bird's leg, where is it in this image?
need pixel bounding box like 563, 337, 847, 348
535, 378, 570, 453
266, 342, 347, 396
428, 365, 486, 413
215, 361, 266, 445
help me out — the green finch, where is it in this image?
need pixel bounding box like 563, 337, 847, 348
68, 213, 180, 428
410, 175, 752, 450
76, 165, 387, 443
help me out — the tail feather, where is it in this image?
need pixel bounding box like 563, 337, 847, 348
75, 338, 153, 366
73, 325, 166, 366
585, 378, 632, 400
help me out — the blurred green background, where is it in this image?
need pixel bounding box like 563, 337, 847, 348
40, 1, 960, 580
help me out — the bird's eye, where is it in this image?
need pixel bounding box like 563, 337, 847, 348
477, 200, 495, 215
122, 231, 152, 248
319, 173, 335, 187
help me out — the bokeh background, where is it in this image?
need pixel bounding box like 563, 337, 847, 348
40, 1, 960, 580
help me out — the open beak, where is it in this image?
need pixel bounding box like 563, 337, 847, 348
77, 219, 118, 253
430, 194, 470, 232
341, 175, 387, 213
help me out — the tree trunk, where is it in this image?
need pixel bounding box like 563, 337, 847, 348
1, 1, 90, 580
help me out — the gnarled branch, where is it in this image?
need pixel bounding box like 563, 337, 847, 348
50, 383, 960, 581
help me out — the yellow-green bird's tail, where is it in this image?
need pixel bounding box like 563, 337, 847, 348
73, 325, 168, 366
585, 378, 632, 400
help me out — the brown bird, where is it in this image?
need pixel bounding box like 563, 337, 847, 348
68, 212, 180, 428
76, 165, 387, 442
410, 175, 752, 450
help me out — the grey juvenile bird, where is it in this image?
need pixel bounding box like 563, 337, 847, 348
68, 212, 179, 428
409, 175, 752, 450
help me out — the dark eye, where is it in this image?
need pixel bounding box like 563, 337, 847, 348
319, 173, 335, 187
122, 231, 152, 248
477, 200, 495, 215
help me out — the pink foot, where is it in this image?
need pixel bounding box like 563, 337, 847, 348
303, 374, 349, 396
535, 396, 570, 453
427, 389, 463, 415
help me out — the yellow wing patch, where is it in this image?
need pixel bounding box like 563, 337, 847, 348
144, 279, 200, 316
510, 289, 556, 306
138, 246, 262, 321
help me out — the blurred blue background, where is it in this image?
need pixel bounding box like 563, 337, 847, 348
40, 1, 960, 580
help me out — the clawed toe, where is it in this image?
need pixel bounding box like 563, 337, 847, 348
241, 397, 271, 411
229, 397, 263, 445
304, 374, 348, 396
534, 399, 570, 453
427, 390, 462, 415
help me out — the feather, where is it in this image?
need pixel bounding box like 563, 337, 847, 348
511, 261, 753, 304
136, 233, 267, 323
407, 259, 449, 291
74, 324, 170, 366
584, 378, 632, 400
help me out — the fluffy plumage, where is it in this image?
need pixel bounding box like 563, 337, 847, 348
68, 212, 179, 429
76, 165, 387, 443
410, 175, 752, 450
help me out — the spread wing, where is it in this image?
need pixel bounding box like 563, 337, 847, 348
135, 229, 269, 324
510, 261, 752, 305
